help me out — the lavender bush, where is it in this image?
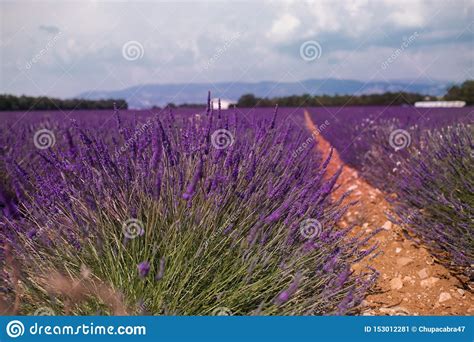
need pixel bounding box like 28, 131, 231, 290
391, 125, 473, 282
310, 103, 472, 283
361, 122, 473, 282
0, 96, 377, 315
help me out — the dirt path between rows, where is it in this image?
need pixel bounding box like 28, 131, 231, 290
304, 110, 473, 315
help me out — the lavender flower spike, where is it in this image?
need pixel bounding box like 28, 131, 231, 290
137, 261, 150, 278
275, 272, 302, 305
182, 157, 203, 200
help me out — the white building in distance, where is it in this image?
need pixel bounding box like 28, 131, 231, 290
212, 98, 236, 110
414, 101, 466, 108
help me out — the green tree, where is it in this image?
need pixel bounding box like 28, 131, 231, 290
444, 80, 474, 105
237, 93, 259, 107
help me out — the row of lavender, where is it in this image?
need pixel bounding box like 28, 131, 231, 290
0, 99, 377, 315
310, 106, 473, 283
389, 125, 473, 282
308, 106, 473, 171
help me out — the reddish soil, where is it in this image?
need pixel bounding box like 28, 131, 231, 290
304, 110, 473, 315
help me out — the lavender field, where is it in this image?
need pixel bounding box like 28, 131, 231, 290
0, 97, 472, 316
0, 99, 374, 315
2, 3, 474, 341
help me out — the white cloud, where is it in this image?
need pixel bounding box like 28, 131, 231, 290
304, 1, 343, 34
267, 14, 301, 41
389, 11, 424, 28
386, 0, 426, 28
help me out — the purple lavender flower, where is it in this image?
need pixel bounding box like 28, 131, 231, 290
275, 272, 302, 305
26, 229, 37, 239
137, 261, 150, 278
182, 157, 203, 200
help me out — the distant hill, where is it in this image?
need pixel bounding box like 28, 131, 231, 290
78, 79, 450, 109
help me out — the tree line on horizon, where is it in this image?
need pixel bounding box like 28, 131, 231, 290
236, 80, 474, 107
1, 80, 472, 111
0, 94, 128, 111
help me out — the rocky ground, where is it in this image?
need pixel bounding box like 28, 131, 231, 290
304, 110, 473, 316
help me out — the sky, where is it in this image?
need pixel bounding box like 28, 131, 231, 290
1, 0, 473, 98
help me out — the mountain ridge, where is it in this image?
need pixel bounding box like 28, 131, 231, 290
78, 79, 451, 108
